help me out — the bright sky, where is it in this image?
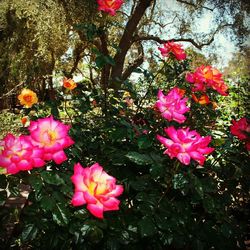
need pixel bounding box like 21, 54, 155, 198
157, 0, 240, 69
197, 12, 237, 68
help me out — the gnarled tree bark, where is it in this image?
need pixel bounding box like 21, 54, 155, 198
110, 0, 154, 90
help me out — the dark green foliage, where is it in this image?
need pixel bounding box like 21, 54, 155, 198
1, 68, 249, 249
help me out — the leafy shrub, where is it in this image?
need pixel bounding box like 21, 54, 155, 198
0, 2, 249, 249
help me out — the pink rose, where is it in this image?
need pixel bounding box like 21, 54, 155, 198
155, 87, 190, 124
28, 116, 74, 164
157, 126, 214, 165
0, 134, 45, 174
71, 162, 123, 219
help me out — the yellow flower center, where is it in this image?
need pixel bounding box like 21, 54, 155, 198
88, 182, 97, 195
48, 130, 57, 141
107, 0, 115, 7
88, 180, 107, 196
204, 70, 213, 80
40, 130, 58, 146
18, 89, 38, 108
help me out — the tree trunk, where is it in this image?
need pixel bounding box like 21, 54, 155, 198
110, 0, 153, 90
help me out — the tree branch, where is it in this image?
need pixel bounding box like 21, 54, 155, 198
99, 30, 111, 113
150, 14, 178, 29
176, 0, 214, 12
122, 56, 144, 81
99, 30, 111, 89
110, 0, 154, 89
132, 35, 214, 49
122, 43, 144, 80
0, 82, 25, 100
69, 45, 87, 76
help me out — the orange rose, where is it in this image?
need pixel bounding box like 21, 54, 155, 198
192, 94, 210, 105
18, 89, 38, 108
63, 78, 77, 90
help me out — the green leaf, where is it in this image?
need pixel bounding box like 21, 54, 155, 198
8, 185, 19, 196
0, 168, 7, 175
52, 203, 69, 226
74, 209, 90, 220
21, 224, 38, 242
130, 178, 149, 191
75, 23, 98, 41
118, 230, 130, 244
138, 217, 157, 237
52, 191, 65, 202
203, 195, 216, 213
86, 226, 103, 244
221, 223, 233, 238
149, 152, 164, 163
40, 195, 56, 211
41, 171, 65, 186
110, 127, 127, 142
150, 163, 165, 177
193, 239, 205, 250
133, 68, 142, 73
106, 238, 120, 250
95, 55, 106, 68
155, 214, 169, 231
136, 192, 158, 214
104, 55, 115, 66
162, 234, 173, 245
29, 174, 43, 192
137, 136, 152, 149
86, 24, 98, 41
79, 224, 91, 237
202, 177, 217, 193
126, 152, 153, 165
172, 173, 188, 190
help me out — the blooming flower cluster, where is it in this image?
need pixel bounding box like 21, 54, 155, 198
157, 127, 214, 165
156, 45, 215, 165
155, 87, 190, 124
186, 65, 228, 96
0, 116, 74, 174
230, 117, 250, 151
158, 41, 187, 61
71, 162, 124, 218
18, 88, 38, 108
97, 0, 124, 16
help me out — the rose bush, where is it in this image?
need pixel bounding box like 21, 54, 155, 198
0, 2, 249, 250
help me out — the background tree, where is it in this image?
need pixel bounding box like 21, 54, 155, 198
0, 0, 249, 98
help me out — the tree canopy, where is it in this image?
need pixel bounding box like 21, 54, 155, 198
0, 0, 249, 96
